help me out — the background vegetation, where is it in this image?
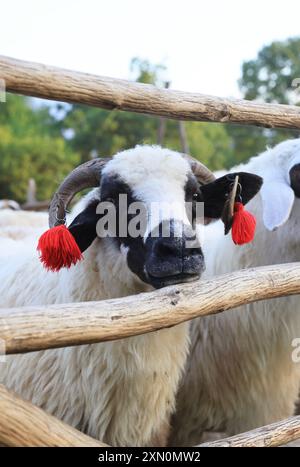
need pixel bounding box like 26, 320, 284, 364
1, 37, 300, 203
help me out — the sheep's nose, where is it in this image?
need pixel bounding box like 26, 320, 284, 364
290, 164, 300, 198
145, 220, 205, 282
153, 236, 185, 260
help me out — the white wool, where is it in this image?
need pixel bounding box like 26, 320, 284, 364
171, 138, 300, 446
103, 145, 190, 190
0, 209, 48, 229
0, 146, 193, 447
0, 210, 48, 249
103, 145, 191, 237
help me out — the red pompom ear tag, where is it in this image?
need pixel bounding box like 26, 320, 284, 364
37, 225, 83, 272
231, 202, 256, 245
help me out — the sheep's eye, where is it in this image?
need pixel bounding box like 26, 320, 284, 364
192, 191, 202, 201
103, 197, 115, 205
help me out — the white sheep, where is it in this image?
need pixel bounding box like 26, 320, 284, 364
0, 208, 48, 228
0, 145, 261, 446
0, 199, 20, 210
0, 209, 48, 242
170, 138, 300, 446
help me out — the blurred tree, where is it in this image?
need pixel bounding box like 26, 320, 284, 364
3, 43, 300, 203
185, 122, 232, 170
62, 57, 232, 170
0, 94, 79, 202
0, 94, 57, 137
240, 37, 300, 104
227, 37, 300, 164
130, 57, 167, 86
157, 119, 232, 170
60, 58, 167, 161
61, 105, 156, 161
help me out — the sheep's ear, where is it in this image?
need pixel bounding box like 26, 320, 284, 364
201, 172, 263, 220
68, 200, 100, 252
260, 181, 294, 231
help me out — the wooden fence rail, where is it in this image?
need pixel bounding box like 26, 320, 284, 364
1, 263, 300, 355
1, 55, 300, 129
1, 382, 299, 448
0, 381, 299, 447
200, 416, 300, 447
1, 55, 300, 448
0, 385, 107, 447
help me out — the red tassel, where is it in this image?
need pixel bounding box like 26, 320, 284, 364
231, 202, 256, 245
37, 225, 83, 271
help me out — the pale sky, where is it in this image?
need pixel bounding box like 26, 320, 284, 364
1, 0, 300, 98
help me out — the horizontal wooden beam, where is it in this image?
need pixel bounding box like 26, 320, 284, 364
0, 384, 107, 447
1, 55, 300, 129
199, 416, 300, 447
1, 263, 300, 355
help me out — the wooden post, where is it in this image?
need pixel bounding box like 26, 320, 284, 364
157, 81, 170, 145
26, 178, 37, 204
1, 55, 300, 129
0, 384, 107, 447
199, 416, 300, 447
178, 120, 189, 154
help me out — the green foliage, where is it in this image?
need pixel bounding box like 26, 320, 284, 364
61, 105, 232, 170
227, 37, 300, 165
60, 58, 168, 162
61, 57, 232, 170
3, 42, 300, 205
240, 37, 300, 104
0, 94, 55, 137
130, 57, 167, 86
62, 106, 156, 162
0, 94, 79, 203
158, 120, 232, 170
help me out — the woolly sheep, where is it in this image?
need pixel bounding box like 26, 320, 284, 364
0, 145, 261, 446
0, 209, 48, 242
170, 138, 300, 446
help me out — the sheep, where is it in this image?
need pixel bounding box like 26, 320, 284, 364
0, 208, 48, 229
170, 138, 300, 446
0, 199, 20, 210
0, 209, 47, 243
0, 209, 48, 242
0, 145, 261, 446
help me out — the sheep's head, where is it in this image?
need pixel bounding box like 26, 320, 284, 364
255, 138, 300, 231
47, 146, 262, 288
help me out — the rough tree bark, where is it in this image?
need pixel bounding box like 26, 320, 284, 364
0, 385, 107, 447
1, 55, 300, 129
199, 416, 300, 447
1, 263, 300, 355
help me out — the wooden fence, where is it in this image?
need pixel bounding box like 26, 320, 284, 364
1, 55, 300, 129
1, 55, 300, 447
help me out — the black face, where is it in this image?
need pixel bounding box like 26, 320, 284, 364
290, 164, 300, 198
100, 174, 204, 288
143, 220, 204, 288
68, 170, 263, 289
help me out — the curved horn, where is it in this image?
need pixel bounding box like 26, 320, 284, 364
49, 158, 109, 228
182, 153, 216, 185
